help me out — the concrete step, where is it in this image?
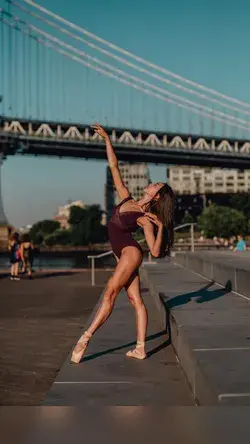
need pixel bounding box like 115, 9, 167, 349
142, 260, 250, 405
174, 250, 250, 298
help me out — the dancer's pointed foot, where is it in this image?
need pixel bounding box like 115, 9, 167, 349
71, 331, 92, 363
126, 341, 146, 360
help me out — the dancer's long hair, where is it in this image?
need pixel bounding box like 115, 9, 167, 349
149, 183, 175, 257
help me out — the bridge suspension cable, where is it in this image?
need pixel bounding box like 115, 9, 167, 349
2, 9, 250, 133
9, 0, 250, 118
20, 0, 250, 111
2, 11, 250, 133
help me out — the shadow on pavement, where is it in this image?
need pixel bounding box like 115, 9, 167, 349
163, 280, 232, 309
79, 329, 169, 363
32, 271, 79, 279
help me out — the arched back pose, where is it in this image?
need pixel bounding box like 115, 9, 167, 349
71, 124, 175, 363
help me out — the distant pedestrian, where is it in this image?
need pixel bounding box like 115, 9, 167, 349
234, 235, 246, 252
8, 232, 21, 280
20, 233, 34, 279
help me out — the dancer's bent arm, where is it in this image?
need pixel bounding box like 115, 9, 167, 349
92, 123, 129, 200
138, 214, 163, 258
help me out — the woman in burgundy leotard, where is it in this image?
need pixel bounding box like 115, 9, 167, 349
71, 124, 175, 363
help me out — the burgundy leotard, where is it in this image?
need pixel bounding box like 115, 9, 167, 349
108, 196, 144, 258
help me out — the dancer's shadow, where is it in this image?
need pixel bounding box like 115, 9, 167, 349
79, 329, 169, 363
165, 280, 232, 309
76, 281, 232, 363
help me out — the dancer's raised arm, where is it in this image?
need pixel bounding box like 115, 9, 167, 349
92, 123, 130, 200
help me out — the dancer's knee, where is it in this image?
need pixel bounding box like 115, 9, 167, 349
128, 294, 144, 309
104, 279, 120, 304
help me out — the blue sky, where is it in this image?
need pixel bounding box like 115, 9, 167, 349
1, 0, 250, 227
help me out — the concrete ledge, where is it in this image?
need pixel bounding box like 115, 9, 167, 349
174, 251, 250, 296
143, 260, 250, 405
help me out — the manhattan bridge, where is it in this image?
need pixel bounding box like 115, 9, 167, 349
1, 0, 250, 226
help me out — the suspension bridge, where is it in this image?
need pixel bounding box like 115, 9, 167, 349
1, 0, 250, 226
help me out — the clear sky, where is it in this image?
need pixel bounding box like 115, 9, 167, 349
1, 0, 250, 227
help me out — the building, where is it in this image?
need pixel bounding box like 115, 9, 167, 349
168, 166, 250, 195
54, 200, 85, 229
105, 162, 150, 221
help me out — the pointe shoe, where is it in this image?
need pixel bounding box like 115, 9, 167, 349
71, 331, 92, 363
126, 341, 146, 360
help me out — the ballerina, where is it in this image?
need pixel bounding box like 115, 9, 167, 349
71, 123, 175, 363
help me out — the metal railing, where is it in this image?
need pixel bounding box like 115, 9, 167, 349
87, 223, 196, 287
174, 223, 196, 253
87, 250, 114, 286
88, 223, 196, 286
87, 238, 147, 286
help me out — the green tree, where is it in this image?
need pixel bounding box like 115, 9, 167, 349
69, 204, 107, 246
230, 193, 250, 219
198, 204, 247, 238
180, 212, 194, 232
68, 206, 86, 226
29, 220, 60, 244
44, 229, 71, 246
182, 212, 194, 225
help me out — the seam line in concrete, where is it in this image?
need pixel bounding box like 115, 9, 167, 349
219, 393, 250, 401
194, 347, 250, 352
54, 381, 132, 384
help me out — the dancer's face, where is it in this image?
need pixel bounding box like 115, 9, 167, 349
143, 182, 164, 200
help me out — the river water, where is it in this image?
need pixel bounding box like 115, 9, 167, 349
0, 251, 117, 270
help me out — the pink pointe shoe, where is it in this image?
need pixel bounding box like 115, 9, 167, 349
126, 341, 147, 360
71, 331, 92, 364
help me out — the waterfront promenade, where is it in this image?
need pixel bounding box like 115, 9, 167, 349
1, 254, 250, 442
0, 268, 193, 406
0, 270, 111, 405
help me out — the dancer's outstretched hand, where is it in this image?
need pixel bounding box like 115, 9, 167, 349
91, 123, 109, 139
144, 212, 163, 228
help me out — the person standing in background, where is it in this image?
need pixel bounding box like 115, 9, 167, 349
234, 235, 246, 252
20, 233, 34, 279
8, 232, 21, 280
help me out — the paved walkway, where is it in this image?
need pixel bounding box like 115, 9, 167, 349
0, 270, 110, 405
44, 278, 193, 406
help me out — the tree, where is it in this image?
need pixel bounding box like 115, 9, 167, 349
69, 204, 107, 246
29, 220, 60, 244
230, 193, 250, 219
181, 212, 194, 225
68, 206, 86, 226
180, 212, 194, 232
44, 229, 71, 246
198, 204, 247, 238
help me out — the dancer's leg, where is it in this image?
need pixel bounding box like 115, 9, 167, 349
71, 247, 142, 363
125, 273, 147, 359
87, 247, 142, 335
